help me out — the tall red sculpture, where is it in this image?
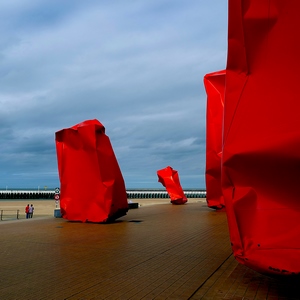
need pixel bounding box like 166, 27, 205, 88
55, 119, 128, 223
204, 70, 226, 210
157, 166, 187, 204
223, 0, 300, 275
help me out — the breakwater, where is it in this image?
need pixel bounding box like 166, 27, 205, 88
0, 189, 206, 199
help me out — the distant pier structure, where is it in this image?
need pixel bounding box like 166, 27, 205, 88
0, 189, 206, 200
126, 189, 206, 199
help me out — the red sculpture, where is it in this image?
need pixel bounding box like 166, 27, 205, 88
157, 166, 187, 204
204, 70, 226, 210
223, 0, 300, 275
55, 119, 128, 223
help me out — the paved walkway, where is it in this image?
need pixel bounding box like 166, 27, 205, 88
0, 202, 299, 299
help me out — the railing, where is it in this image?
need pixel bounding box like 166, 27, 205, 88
0, 209, 20, 221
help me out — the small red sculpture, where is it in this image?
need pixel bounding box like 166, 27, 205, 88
55, 119, 128, 223
157, 166, 187, 204
204, 70, 226, 210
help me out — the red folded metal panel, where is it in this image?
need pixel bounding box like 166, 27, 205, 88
204, 70, 226, 209
157, 166, 187, 204
223, 0, 300, 275
55, 119, 128, 223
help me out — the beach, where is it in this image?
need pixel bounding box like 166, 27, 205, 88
0, 198, 206, 220
0, 200, 56, 220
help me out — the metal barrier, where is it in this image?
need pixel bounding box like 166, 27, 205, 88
0, 209, 20, 221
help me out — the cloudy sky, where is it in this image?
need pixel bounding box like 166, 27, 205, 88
1, 0, 227, 190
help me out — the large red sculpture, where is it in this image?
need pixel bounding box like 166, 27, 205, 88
55, 119, 128, 223
157, 166, 187, 204
204, 70, 226, 210
223, 0, 300, 275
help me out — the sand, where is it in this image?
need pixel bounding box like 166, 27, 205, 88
0, 200, 56, 219
0, 198, 206, 220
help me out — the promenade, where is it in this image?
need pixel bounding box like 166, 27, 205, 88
0, 200, 299, 299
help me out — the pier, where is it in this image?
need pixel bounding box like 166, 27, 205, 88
0, 189, 206, 199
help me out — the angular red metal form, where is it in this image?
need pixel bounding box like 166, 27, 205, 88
204, 70, 226, 210
157, 166, 187, 204
223, 0, 300, 275
55, 119, 128, 223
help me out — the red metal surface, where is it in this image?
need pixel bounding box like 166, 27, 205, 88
223, 0, 300, 275
204, 70, 226, 210
157, 166, 187, 204
55, 119, 128, 223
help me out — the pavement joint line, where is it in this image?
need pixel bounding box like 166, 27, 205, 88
187, 253, 234, 299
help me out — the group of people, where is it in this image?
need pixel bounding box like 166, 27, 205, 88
25, 204, 34, 219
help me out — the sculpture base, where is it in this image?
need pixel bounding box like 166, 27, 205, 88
128, 203, 139, 209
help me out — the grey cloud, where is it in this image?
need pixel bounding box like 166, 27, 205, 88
0, 1, 227, 189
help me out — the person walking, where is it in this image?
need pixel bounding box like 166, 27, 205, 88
29, 204, 34, 218
25, 204, 30, 219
